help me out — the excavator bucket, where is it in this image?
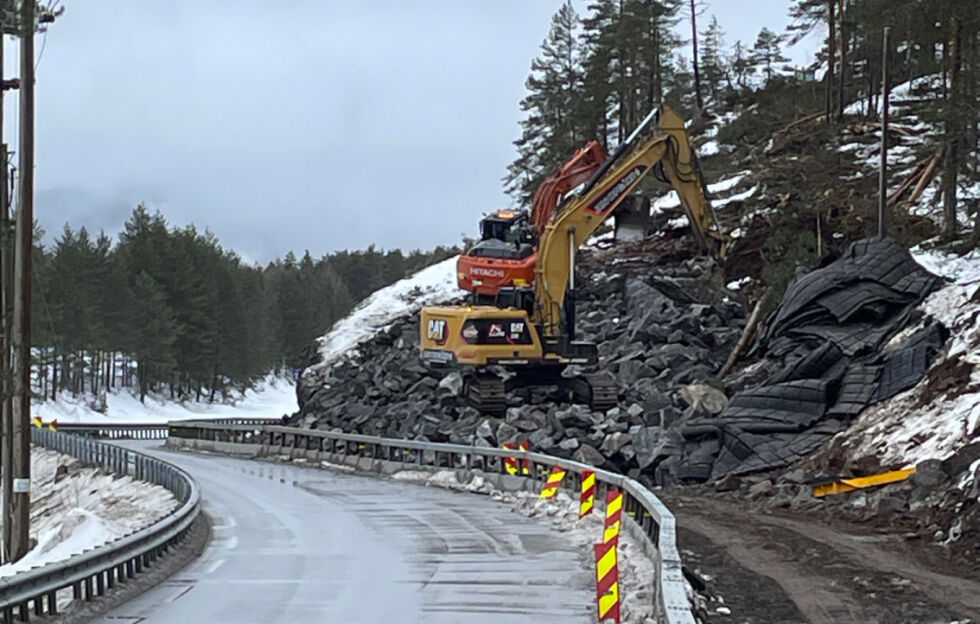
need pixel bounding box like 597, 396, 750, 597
613, 195, 651, 242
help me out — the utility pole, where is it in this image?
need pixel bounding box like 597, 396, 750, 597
878, 26, 891, 239
10, 0, 34, 561
0, 23, 10, 563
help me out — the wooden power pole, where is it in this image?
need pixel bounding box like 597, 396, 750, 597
10, 0, 34, 562
0, 20, 11, 563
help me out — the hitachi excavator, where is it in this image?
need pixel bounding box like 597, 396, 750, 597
421, 105, 724, 414
457, 141, 607, 300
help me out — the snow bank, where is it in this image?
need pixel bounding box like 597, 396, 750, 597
0, 448, 177, 578
33, 375, 297, 424
310, 256, 462, 370
832, 246, 980, 465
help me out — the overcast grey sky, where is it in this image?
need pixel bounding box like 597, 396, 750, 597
12, 0, 804, 263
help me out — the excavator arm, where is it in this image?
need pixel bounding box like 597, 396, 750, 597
530, 140, 608, 235
533, 105, 724, 336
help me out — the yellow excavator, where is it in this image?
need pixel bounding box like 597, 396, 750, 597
420, 105, 725, 414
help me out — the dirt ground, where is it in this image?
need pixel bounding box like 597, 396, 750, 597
660, 492, 980, 624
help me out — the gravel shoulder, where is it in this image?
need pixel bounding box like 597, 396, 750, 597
661, 492, 980, 624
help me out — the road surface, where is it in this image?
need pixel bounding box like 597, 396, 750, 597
93, 442, 594, 624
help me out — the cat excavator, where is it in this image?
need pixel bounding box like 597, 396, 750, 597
456, 140, 607, 300
421, 105, 724, 414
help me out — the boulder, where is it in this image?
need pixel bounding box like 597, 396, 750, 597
573, 444, 608, 467
437, 372, 464, 397
941, 442, 980, 480
911, 459, 949, 489
559, 437, 580, 451
679, 383, 729, 415
633, 426, 663, 470
600, 432, 632, 455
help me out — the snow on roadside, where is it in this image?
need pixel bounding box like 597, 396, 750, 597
33, 374, 297, 425
0, 448, 177, 578
829, 246, 980, 466
389, 469, 657, 623
308, 256, 462, 372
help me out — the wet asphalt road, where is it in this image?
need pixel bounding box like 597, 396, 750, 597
92, 442, 593, 624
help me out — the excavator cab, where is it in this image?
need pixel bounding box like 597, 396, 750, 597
457, 209, 537, 298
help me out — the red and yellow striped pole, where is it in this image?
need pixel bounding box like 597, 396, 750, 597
579, 470, 596, 517
539, 466, 566, 499
603, 490, 623, 544
519, 440, 531, 475
594, 540, 621, 622
502, 442, 519, 476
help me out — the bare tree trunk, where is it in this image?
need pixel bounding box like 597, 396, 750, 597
827, 0, 836, 121
689, 0, 704, 110
837, 0, 846, 121
942, 18, 962, 240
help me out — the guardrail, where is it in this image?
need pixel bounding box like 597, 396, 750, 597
55, 418, 281, 440
0, 428, 201, 622
168, 421, 695, 624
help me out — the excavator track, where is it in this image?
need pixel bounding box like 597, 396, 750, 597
547, 371, 619, 412
465, 373, 507, 416
584, 373, 618, 412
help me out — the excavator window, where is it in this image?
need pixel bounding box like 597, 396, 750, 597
467, 239, 534, 260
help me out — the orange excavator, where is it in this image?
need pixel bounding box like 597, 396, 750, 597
456, 141, 608, 301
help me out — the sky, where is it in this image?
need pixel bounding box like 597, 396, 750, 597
4, 0, 814, 263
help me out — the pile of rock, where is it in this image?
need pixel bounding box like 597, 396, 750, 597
294, 250, 746, 478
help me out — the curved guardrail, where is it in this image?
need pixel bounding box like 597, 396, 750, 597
167, 421, 696, 624
55, 417, 281, 440
0, 428, 201, 621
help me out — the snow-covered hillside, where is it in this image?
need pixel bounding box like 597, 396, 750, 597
307, 255, 462, 372
826, 245, 980, 466
33, 375, 297, 424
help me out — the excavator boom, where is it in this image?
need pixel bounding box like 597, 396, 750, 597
534, 105, 723, 336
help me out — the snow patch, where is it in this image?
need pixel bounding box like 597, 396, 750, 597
34, 375, 297, 424
0, 448, 177, 578
829, 246, 980, 465
698, 140, 720, 157
309, 256, 462, 371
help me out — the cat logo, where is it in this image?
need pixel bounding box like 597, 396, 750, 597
427, 319, 448, 345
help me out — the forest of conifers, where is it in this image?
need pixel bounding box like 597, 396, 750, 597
27, 205, 456, 404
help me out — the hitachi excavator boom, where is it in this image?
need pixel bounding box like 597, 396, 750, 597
422, 105, 724, 414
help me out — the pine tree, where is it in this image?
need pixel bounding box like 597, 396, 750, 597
505, 1, 589, 205
130, 270, 177, 402
752, 27, 790, 84
729, 40, 754, 90
700, 16, 728, 102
